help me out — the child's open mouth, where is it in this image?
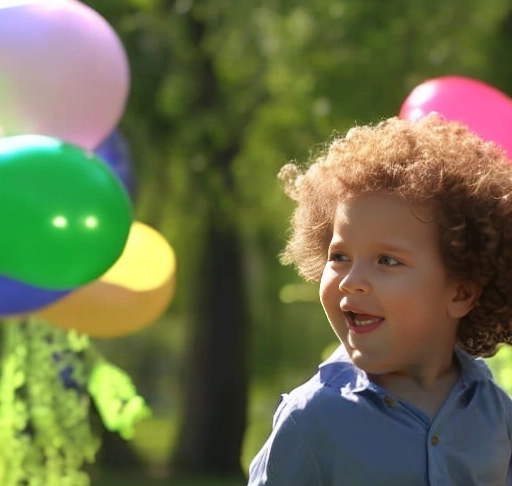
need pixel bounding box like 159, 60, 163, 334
346, 311, 384, 334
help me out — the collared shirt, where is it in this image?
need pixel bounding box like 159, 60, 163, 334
247, 345, 512, 485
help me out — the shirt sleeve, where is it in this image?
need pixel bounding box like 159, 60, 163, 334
247, 396, 324, 486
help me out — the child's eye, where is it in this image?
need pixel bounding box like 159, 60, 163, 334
378, 255, 401, 266
329, 253, 350, 262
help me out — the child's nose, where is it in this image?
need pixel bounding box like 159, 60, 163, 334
339, 266, 371, 294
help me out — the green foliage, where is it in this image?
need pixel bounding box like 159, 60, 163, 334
486, 346, 512, 396
82, 0, 512, 477
83, 0, 512, 315
0, 320, 98, 486
88, 361, 151, 440
0, 320, 152, 486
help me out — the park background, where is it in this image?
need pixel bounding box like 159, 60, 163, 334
49, 0, 512, 484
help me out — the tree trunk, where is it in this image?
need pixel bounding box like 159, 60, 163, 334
163, 0, 251, 477
171, 218, 249, 478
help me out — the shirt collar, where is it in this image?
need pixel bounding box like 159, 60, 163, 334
454, 346, 493, 386
318, 344, 492, 394
318, 345, 369, 393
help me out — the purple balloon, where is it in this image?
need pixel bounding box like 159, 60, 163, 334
0, 0, 129, 150
0, 276, 71, 316
94, 129, 137, 200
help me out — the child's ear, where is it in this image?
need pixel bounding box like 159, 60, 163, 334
448, 281, 481, 319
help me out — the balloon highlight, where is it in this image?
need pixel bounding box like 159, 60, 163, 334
35, 222, 176, 338
0, 135, 132, 289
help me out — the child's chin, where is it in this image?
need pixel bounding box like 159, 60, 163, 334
350, 352, 391, 375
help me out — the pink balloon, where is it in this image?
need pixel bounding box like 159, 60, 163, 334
399, 76, 512, 159
0, 0, 129, 150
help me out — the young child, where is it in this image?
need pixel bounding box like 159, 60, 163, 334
247, 114, 512, 485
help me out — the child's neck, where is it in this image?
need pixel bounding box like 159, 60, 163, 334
369, 358, 460, 419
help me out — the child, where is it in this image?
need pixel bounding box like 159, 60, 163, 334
247, 114, 512, 485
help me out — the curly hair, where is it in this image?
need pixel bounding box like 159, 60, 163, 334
279, 114, 512, 357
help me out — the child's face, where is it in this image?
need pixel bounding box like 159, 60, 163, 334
320, 193, 462, 378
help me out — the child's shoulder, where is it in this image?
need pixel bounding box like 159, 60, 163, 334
455, 348, 512, 420
276, 346, 512, 425
272, 345, 368, 426
456, 347, 508, 392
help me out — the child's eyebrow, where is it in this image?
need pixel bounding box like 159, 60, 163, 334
327, 238, 345, 249
378, 242, 415, 256
328, 239, 416, 256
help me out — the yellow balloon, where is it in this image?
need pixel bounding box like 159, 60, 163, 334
34, 221, 176, 338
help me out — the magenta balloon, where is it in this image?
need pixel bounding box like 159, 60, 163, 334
0, 0, 129, 150
399, 76, 512, 159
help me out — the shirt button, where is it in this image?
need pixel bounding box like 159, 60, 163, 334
383, 396, 396, 407
431, 433, 440, 446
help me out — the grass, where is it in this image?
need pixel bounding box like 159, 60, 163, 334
130, 416, 177, 467
122, 381, 280, 477
94, 479, 241, 486
93, 477, 166, 486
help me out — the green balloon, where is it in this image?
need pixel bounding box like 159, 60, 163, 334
0, 135, 132, 289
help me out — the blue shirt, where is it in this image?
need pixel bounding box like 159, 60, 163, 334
248, 345, 512, 485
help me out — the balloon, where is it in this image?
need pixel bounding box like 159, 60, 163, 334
399, 76, 512, 159
0, 276, 70, 316
0, 135, 132, 289
35, 222, 176, 338
94, 130, 137, 199
0, 0, 129, 149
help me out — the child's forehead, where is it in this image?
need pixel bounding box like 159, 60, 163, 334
334, 192, 435, 226
330, 193, 440, 253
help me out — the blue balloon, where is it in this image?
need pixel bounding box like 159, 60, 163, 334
94, 129, 137, 200
0, 276, 71, 316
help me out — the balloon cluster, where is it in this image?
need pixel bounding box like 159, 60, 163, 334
0, 0, 175, 337
399, 75, 512, 159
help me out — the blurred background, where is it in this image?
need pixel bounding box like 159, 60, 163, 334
26, 0, 512, 484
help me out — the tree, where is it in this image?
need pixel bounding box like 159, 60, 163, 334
85, 0, 512, 478
166, 4, 251, 476
85, 0, 261, 476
